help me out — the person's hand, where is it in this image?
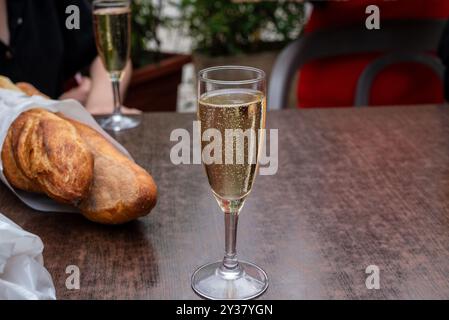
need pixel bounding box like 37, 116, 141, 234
86, 57, 136, 116
59, 76, 92, 104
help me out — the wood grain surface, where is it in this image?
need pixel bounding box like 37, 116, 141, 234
1, 106, 449, 299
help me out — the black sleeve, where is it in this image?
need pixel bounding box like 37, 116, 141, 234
55, 0, 98, 80
310, 1, 328, 9
438, 20, 449, 101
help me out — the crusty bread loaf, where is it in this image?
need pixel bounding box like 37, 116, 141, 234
0, 76, 157, 224
4, 109, 94, 205
16, 82, 50, 99
0, 76, 22, 92
60, 115, 157, 224
0, 77, 49, 98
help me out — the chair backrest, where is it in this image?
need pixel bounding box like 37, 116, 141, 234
355, 52, 444, 106
268, 19, 447, 110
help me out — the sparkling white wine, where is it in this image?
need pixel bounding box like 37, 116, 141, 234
198, 88, 266, 210
93, 7, 130, 74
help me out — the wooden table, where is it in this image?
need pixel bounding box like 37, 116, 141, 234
2, 106, 449, 299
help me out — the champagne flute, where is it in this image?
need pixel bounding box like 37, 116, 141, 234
93, 0, 140, 131
192, 66, 268, 300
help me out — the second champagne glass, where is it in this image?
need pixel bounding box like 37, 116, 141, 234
93, 0, 140, 131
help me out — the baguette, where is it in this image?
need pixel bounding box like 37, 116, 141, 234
60, 115, 157, 224
0, 76, 22, 92
16, 82, 50, 99
0, 76, 49, 98
5, 109, 94, 205
0, 76, 157, 224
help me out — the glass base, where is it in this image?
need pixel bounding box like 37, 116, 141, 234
191, 261, 268, 300
99, 113, 141, 132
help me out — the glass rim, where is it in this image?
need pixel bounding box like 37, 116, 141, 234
92, 0, 130, 7
198, 65, 266, 85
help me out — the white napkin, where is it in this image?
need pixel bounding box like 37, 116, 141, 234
0, 88, 132, 212
0, 213, 55, 300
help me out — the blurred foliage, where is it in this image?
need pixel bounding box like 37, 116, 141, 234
90, 0, 305, 64
130, 0, 166, 67
178, 0, 305, 56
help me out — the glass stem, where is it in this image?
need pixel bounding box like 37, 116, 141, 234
222, 211, 239, 270
111, 73, 122, 116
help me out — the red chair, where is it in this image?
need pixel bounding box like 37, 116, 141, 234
268, 1, 448, 109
